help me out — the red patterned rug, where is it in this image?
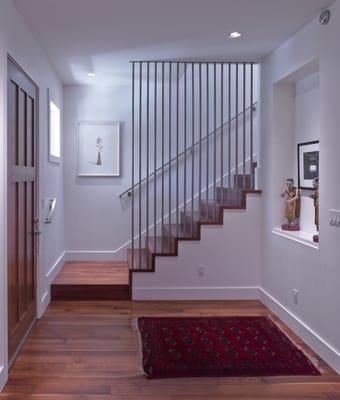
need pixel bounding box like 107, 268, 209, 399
137, 316, 320, 379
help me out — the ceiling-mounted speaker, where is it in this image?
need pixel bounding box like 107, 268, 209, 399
319, 9, 331, 25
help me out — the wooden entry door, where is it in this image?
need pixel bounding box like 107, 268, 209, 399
7, 57, 38, 363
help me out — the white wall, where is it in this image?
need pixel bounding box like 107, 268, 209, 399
0, 0, 64, 390
63, 85, 131, 260
133, 193, 262, 300
261, 0, 340, 372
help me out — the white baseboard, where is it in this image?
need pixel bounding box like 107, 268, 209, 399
132, 286, 260, 301
37, 251, 66, 319
46, 251, 66, 283
259, 288, 340, 373
65, 250, 126, 262
0, 365, 7, 392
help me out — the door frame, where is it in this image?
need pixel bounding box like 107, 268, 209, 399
6, 54, 40, 367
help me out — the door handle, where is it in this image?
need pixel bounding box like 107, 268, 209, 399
34, 218, 41, 236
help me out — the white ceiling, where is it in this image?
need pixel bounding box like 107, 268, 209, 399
13, 0, 333, 86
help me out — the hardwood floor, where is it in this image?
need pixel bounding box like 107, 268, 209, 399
1, 300, 339, 399
51, 262, 130, 300
53, 261, 129, 285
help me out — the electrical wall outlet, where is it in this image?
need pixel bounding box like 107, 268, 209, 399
293, 289, 299, 305
198, 265, 205, 277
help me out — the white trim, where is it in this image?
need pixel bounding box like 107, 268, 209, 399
259, 288, 340, 373
65, 250, 127, 261
37, 251, 65, 318
272, 227, 319, 250
46, 251, 66, 283
132, 286, 260, 301
38, 290, 50, 319
0, 365, 7, 392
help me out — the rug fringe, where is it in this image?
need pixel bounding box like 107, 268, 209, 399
131, 318, 148, 377
267, 315, 324, 374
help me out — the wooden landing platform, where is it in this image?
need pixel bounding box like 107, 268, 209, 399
51, 261, 130, 300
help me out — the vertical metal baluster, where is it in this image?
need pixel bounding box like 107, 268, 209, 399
191, 63, 195, 235
228, 63, 231, 203
168, 62, 172, 245
243, 63, 246, 190
199, 63, 202, 216
176, 63, 179, 236
146, 62, 150, 265
161, 62, 165, 246
138, 62, 142, 268
154, 63, 157, 240
250, 63, 254, 189
206, 63, 209, 220
184, 63, 187, 232
220, 63, 224, 203
213, 63, 217, 219
235, 63, 239, 204
131, 62, 135, 269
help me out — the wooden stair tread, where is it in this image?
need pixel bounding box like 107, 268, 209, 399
51, 261, 130, 301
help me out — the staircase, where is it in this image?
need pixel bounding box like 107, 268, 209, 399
128, 186, 260, 272
124, 61, 260, 279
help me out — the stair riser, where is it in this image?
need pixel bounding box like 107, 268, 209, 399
199, 203, 219, 220
51, 284, 130, 301
215, 188, 242, 205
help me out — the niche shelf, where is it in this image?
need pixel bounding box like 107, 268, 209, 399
272, 227, 319, 250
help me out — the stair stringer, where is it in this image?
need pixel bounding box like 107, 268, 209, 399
132, 192, 262, 300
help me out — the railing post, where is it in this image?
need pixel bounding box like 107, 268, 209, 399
176, 63, 180, 236
154, 63, 157, 239
146, 62, 150, 264
243, 63, 246, 190
131, 62, 135, 268
235, 63, 239, 204
168, 62, 172, 243
191, 63, 195, 234
161, 62, 165, 245
220, 63, 224, 203
205, 63, 209, 219
138, 62, 143, 268
184, 62, 187, 231
250, 63, 254, 189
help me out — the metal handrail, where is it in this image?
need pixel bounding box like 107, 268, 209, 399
119, 102, 257, 198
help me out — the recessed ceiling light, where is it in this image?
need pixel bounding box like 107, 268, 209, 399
228, 31, 242, 39
88, 72, 96, 77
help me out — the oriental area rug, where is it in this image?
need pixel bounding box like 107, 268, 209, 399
137, 316, 320, 379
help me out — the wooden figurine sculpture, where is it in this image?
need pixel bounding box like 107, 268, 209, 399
310, 177, 319, 243
281, 178, 301, 231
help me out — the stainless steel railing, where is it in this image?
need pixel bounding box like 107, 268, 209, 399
129, 61, 257, 269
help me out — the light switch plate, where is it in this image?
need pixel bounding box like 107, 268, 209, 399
329, 209, 340, 227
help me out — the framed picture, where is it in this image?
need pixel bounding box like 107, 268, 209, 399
48, 88, 61, 164
297, 140, 319, 189
77, 121, 120, 176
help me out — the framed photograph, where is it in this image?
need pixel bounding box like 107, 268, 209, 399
77, 121, 120, 177
297, 140, 319, 189
48, 88, 61, 164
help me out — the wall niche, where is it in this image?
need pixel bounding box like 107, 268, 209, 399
272, 59, 320, 245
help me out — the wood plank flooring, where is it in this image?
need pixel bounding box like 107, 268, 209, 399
1, 300, 339, 400
53, 261, 129, 285
51, 262, 130, 300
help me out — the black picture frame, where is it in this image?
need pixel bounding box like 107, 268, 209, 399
297, 140, 319, 189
